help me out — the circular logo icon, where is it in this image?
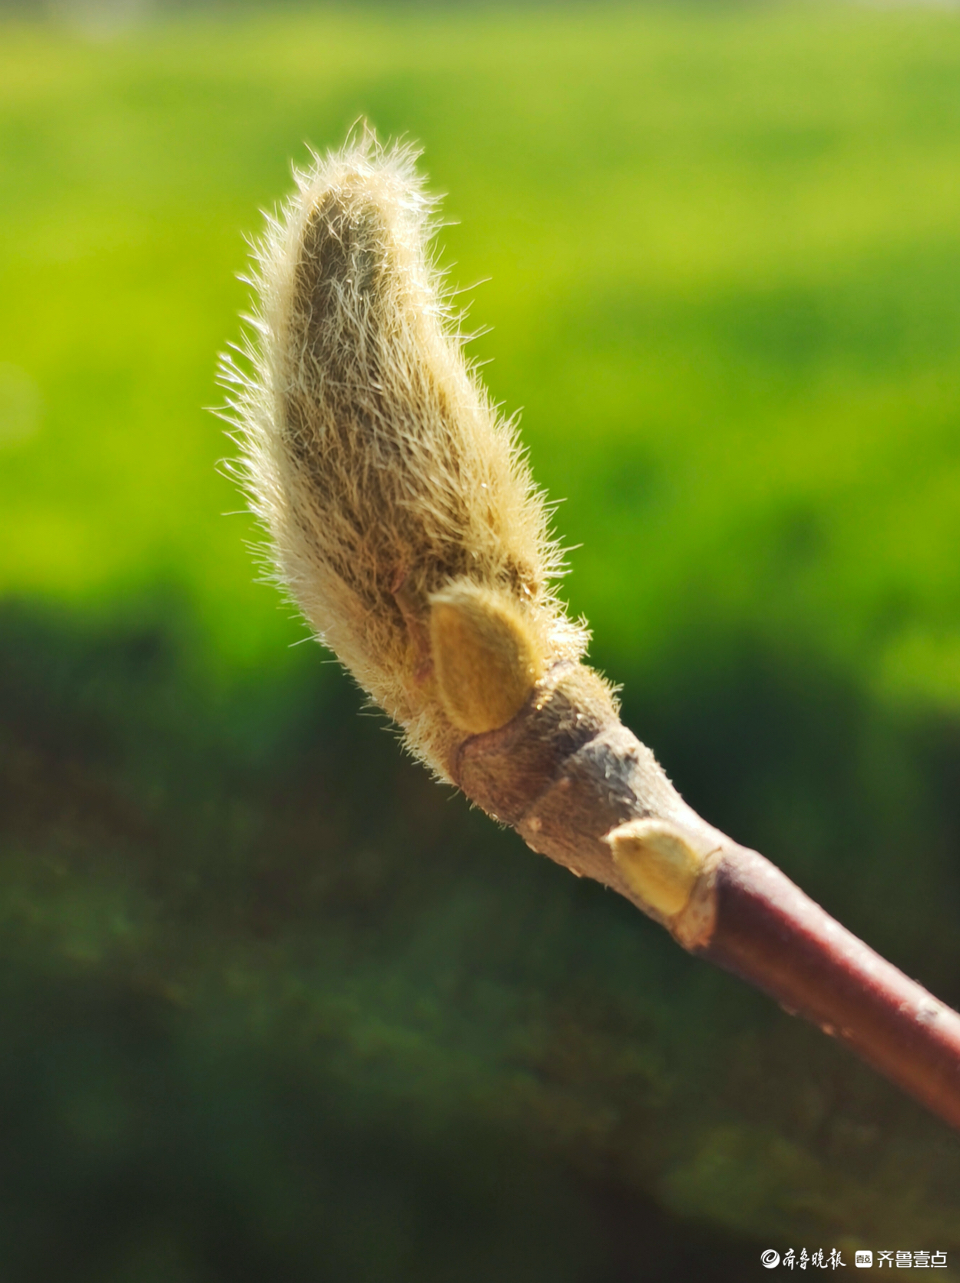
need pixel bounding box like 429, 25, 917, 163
761, 1250, 781, 1269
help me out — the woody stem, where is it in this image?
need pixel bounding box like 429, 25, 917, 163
693, 844, 960, 1131
452, 660, 960, 1132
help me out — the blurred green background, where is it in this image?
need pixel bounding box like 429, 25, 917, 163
3, 1, 960, 1278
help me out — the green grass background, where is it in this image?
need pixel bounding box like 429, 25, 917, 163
3, 3, 960, 1279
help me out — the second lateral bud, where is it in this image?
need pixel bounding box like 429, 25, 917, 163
606, 819, 704, 917
429, 581, 547, 735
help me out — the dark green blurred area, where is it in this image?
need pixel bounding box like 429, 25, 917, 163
3, 3, 960, 1278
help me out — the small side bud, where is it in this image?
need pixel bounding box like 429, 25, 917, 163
606, 819, 704, 918
430, 581, 547, 735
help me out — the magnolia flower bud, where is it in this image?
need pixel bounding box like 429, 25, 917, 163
222, 130, 591, 776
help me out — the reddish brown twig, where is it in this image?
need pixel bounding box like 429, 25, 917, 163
454, 660, 960, 1132
698, 847, 960, 1130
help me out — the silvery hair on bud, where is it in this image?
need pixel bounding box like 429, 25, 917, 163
221, 130, 591, 777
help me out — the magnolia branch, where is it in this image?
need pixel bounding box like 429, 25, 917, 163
221, 129, 960, 1133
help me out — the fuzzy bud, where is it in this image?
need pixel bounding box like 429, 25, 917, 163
222, 130, 593, 776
